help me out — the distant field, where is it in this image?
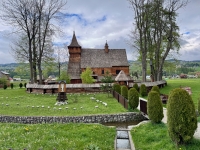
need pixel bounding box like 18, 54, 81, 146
160, 78, 200, 108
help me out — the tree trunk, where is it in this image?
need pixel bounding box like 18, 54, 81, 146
28, 40, 34, 83
33, 38, 37, 83
37, 61, 43, 84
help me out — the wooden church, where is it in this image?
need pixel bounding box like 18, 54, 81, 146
67, 32, 131, 84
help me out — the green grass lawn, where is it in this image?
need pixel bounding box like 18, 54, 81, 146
131, 122, 200, 150
0, 88, 127, 116
0, 123, 116, 149
160, 78, 200, 108
131, 78, 200, 149
0, 87, 122, 149
1, 79, 200, 149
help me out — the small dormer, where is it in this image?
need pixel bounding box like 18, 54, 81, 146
105, 41, 109, 53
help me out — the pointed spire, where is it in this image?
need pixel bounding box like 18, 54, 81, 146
105, 40, 109, 53
68, 31, 81, 48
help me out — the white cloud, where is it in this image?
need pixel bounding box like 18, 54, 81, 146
0, 0, 199, 63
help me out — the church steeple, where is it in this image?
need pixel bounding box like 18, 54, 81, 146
105, 40, 109, 53
68, 31, 81, 48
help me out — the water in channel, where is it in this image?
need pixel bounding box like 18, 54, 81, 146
102, 121, 141, 149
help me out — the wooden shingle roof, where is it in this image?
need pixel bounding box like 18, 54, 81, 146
81, 49, 129, 68
67, 62, 81, 79
68, 31, 81, 48
115, 70, 129, 81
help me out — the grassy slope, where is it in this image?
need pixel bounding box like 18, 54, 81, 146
0, 123, 116, 149
131, 122, 200, 150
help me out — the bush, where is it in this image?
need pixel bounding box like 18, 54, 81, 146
24, 83, 27, 88
198, 98, 200, 115
113, 83, 121, 94
10, 83, 14, 89
81, 67, 95, 84
3, 84, 7, 90
58, 71, 71, 84
121, 85, 128, 99
140, 84, 147, 96
0, 77, 7, 85
167, 88, 197, 145
133, 83, 139, 92
147, 91, 163, 123
151, 85, 160, 94
128, 88, 139, 109
19, 83, 23, 88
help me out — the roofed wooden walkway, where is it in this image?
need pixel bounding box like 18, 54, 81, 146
26, 80, 167, 94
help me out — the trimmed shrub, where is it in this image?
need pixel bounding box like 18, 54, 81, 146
121, 85, 128, 99
3, 84, 7, 90
151, 85, 160, 94
140, 84, 147, 96
113, 83, 121, 94
198, 98, 200, 115
10, 83, 14, 89
128, 88, 139, 109
24, 83, 27, 88
167, 88, 197, 145
19, 83, 23, 88
133, 83, 139, 92
147, 91, 163, 123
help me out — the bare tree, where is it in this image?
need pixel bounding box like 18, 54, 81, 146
1, 0, 67, 84
128, 0, 188, 81
128, 0, 152, 82
35, 0, 67, 84
54, 45, 69, 78
1, 0, 38, 83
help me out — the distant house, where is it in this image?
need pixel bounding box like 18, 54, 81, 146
0, 71, 10, 80
13, 78, 21, 81
67, 32, 132, 84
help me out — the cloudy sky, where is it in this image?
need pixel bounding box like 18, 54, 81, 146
0, 0, 199, 64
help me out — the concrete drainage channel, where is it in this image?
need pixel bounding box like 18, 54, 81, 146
116, 129, 132, 150
102, 121, 140, 150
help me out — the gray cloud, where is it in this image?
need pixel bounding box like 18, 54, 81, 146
0, 0, 199, 63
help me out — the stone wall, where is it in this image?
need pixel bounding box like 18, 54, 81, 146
0, 112, 146, 124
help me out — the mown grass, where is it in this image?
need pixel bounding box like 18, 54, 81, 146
0, 123, 116, 150
131, 122, 200, 150
0, 88, 127, 116
160, 78, 200, 108
2, 79, 200, 149
131, 78, 200, 149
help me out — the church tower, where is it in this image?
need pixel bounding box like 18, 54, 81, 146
67, 32, 82, 83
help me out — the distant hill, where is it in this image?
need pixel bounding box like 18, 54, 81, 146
0, 63, 19, 70
166, 59, 200, 62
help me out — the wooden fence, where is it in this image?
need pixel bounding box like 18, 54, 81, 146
139, 98, 148, 115
112, 91, 149, 118
112, 90, 128, 109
